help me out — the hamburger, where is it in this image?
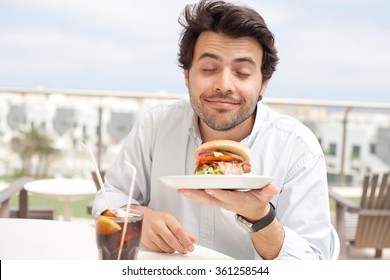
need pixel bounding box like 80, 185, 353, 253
195, 140, 251, 175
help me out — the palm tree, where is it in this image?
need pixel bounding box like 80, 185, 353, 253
11, 126, 59, 177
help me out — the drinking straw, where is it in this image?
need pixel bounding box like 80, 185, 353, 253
117, 161, 137, 260
80, 143, 112, 212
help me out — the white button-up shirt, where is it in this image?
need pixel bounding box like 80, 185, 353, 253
93, 99, 331, 260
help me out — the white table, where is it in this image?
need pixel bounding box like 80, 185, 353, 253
329, 186, 362, 197
24, 178, 97, 221
0, 218, 234, 260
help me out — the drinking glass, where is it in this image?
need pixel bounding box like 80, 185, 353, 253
95, 208, 143, 260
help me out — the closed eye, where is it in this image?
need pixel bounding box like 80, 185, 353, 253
236, 72, 250, 78
202, 68, 218, 74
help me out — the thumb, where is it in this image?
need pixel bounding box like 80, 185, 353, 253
256, 183, 279, 199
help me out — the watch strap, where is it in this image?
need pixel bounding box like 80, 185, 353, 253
236, 202, 276, 232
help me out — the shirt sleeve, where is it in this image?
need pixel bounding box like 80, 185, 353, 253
274, 152, 331, 259
253, 227, 324, 260
254, 148, 331, 259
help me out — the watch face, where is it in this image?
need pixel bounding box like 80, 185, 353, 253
235, 214, 254, 232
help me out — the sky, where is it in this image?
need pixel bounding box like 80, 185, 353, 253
0, 0, 389, 102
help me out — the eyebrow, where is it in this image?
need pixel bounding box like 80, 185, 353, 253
198, 52, 257, 66
198, 52, 220, 62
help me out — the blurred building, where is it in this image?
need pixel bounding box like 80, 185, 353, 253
0, 91, 389, 186
264, 103, 390, 186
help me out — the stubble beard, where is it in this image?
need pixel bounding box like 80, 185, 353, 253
189, 91, 257, 132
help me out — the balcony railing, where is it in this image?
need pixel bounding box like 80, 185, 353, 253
1, 87, 390, 186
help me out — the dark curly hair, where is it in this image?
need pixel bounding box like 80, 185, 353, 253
178, 0, 279, 82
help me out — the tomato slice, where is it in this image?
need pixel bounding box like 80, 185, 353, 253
197, 155, 239, 165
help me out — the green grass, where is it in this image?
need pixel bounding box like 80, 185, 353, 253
10, 194, 94, 219
329, 197, 360, 211
8, 189, 359, 218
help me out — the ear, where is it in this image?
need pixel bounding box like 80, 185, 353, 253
184, 69, 189, 88
259, 79, 270, 97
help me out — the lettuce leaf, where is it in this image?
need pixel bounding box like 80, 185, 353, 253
195, 167, 223, 175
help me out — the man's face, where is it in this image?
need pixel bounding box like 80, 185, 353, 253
185, 31, 267, 131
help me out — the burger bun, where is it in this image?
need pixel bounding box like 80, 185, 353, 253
195, 140, 251, 162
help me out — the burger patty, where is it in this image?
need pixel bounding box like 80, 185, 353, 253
197, 161, 251, 175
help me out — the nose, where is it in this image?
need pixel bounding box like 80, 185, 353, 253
212, 70, 235, 93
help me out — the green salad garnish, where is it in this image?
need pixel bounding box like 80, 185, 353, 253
195, 167, 223, 175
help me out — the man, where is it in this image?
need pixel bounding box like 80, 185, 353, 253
93, 0, 331, 260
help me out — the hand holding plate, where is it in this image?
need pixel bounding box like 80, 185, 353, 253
177, 183, 279, 221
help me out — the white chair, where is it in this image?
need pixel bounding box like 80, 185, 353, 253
330, 224, 340, 260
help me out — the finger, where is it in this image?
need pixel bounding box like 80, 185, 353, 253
205, 189, 258, 213
150, 234, 176, 253
189, 234, 198, 243
205, 184, 279, 201
150, 217, 187, 253
180, 188, 250, 212
162, 218, 197, 253
206, 184, 278, 206
141, 213, 178, 253
144, 238, 173, 253
141, 224, 176, 253
251, 183, 279, 201
204, 188, 236, 203
168, 224, 196, 253
205, 187, 277, 216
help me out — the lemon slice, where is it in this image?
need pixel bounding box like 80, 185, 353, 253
101, 209, 117, 217
96, 217, 121, 235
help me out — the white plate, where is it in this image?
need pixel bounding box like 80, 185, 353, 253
159, 174, 274, 190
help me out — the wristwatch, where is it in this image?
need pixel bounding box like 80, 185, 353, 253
235, 203, 276, 232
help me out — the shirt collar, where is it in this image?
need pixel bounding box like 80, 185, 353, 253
189, 112, 202, 148
241, 102, 268, 147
